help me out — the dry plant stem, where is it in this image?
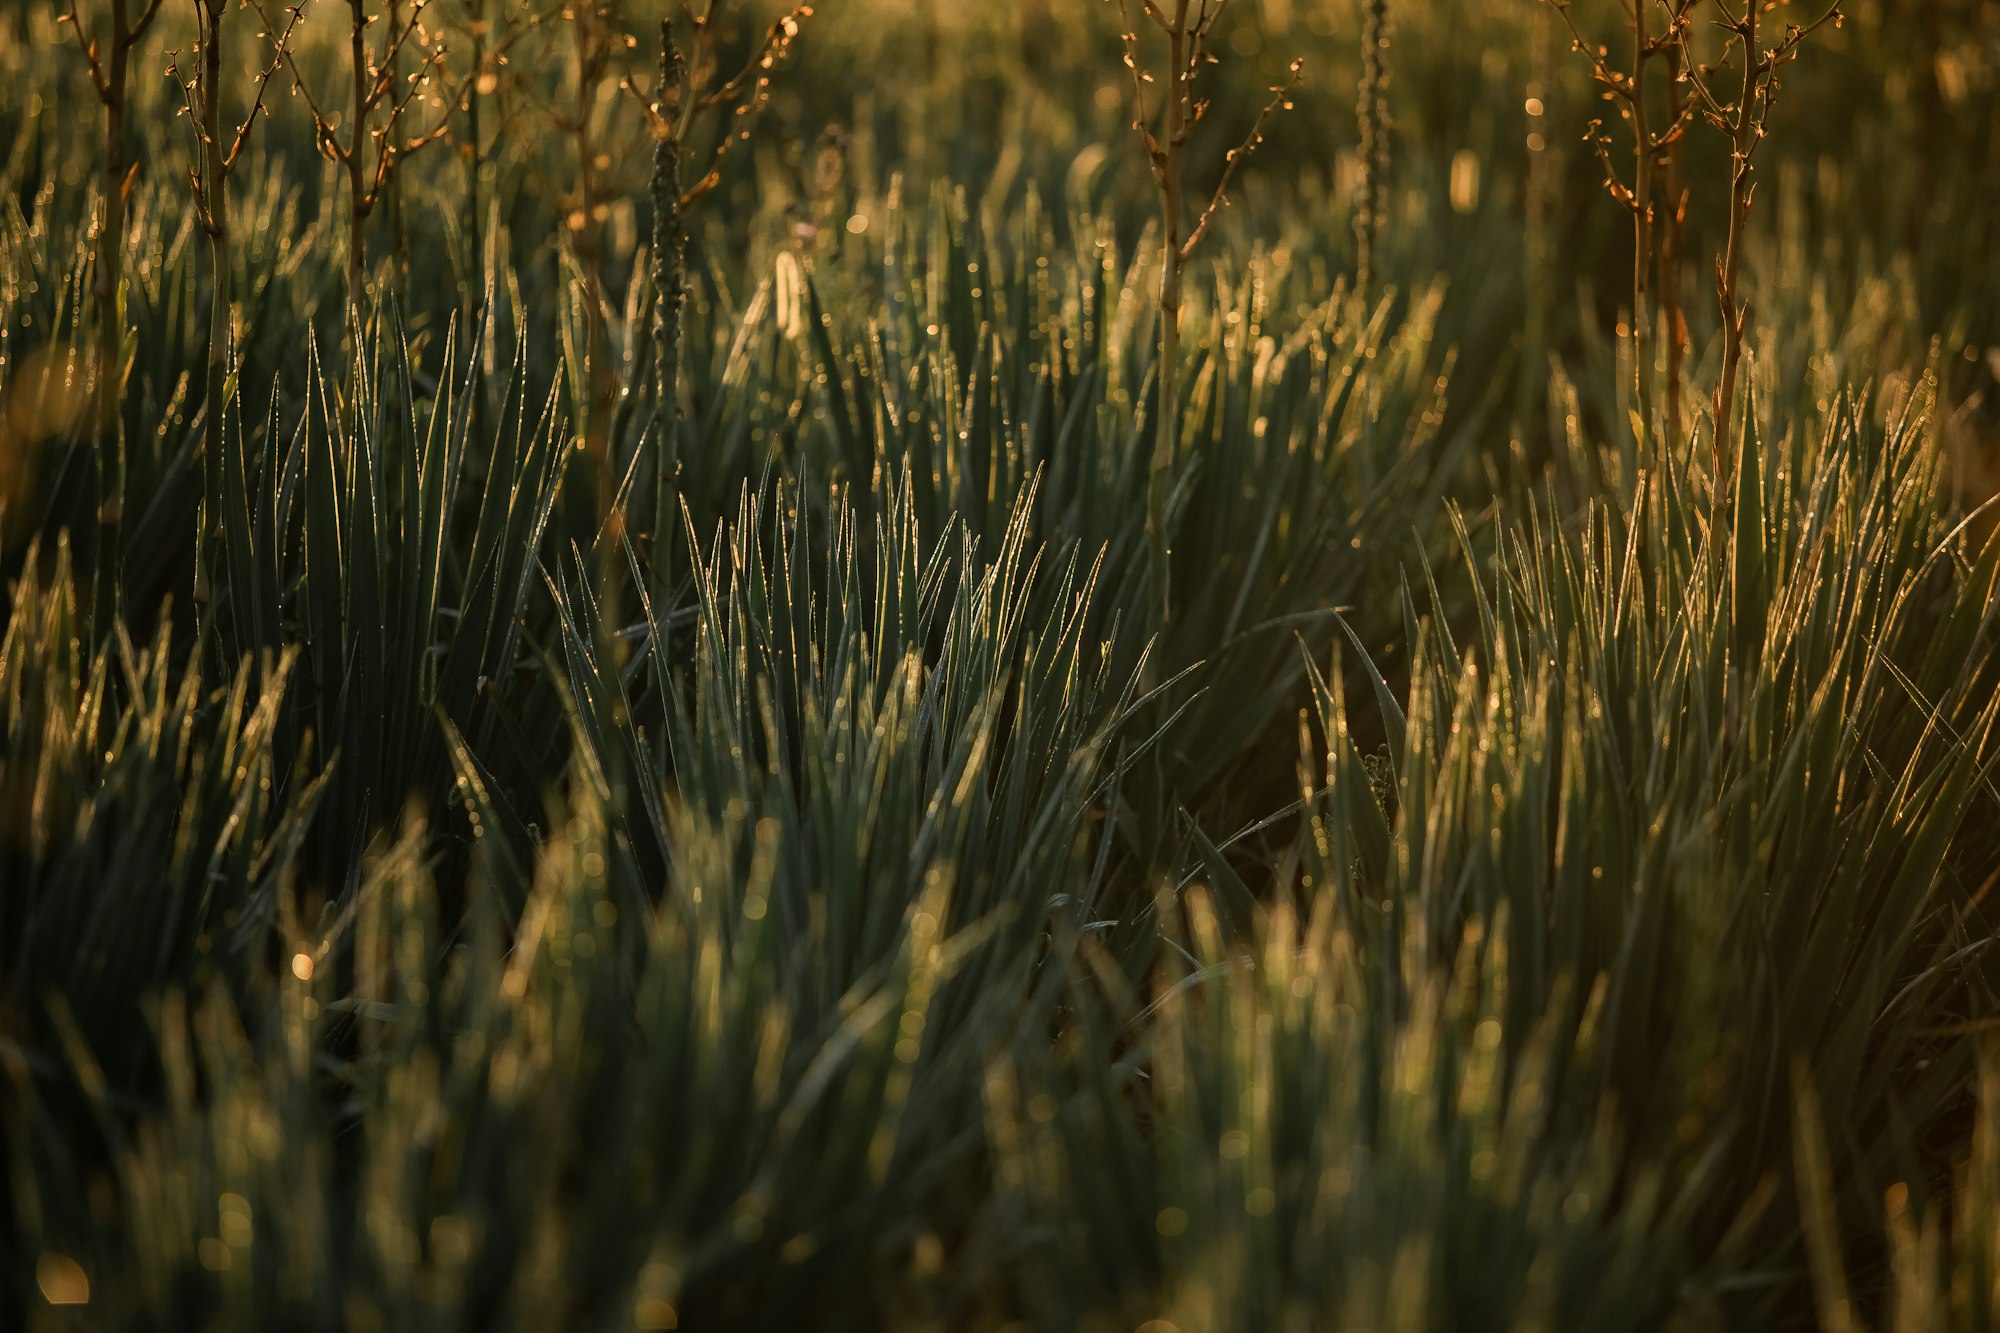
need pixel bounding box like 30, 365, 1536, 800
565, 5, 614, 540
1111, 0, 1301, 632
1355, 0, 1387, 299
617, 2, 815, 219
621, 0, 813, 565
254, 0, 471, 327
1543, 0, 1699, 445
93, 3, 131, 455
651, 18, 687, 604
1693, 0, 1842, 509
1659, 20, 1687, 448
1631, 0, 1653, 435
1710, 1, 1756, 512
1152, 5, 1189, 635
449, 0, 530, 389
174, 0, 300, 603
465, 0, 486, 318
198, 0, 229, 428
178, 0, 302, 420
563, 5, 627, 803
346, 0, 369, 315
384, 0, 409, 293
464, 0, 490, 401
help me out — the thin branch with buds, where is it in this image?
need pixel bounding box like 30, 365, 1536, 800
1541, 0, 1702, 442
622, 0, 813, 584
249, 0, 497, 312
649, 18, 687, 611
1183, 60, 1303, 258
1656, 0, 1694, 448
1682, 0, 1842, 510
59, 0, 167, 102
619, 3, 814, 212
167, 0, 307, 621
170, 4, 301, 237
1107, 0, 1302, 630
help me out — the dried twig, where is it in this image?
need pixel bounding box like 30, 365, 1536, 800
621, 1, 813, 573
1107, 0, 1302, 630
1355, 0, 1388, 297
619, 3, 814, 211
1541, 0, 1701, 440
649, 18, 687, 610
249, 0, 499, 310
1683, 0, 1842, 508
166, 0, 308, 616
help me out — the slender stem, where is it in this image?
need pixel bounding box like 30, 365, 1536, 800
197, 0, 232, 612
90, 0, 134, 623
465, 0, 492, 438
200, 0, 230, 417
1356, 0, 1388, 300
347, 0, 370, 324
651, 17, 688, 611
385, 0, 408, 297
1631, 0, 1654, 440
1713, 1, 1757, 509
93, 0, 129, 448
1148, 0, 1189, 634
571, 8, 609, 524
1660, 26, 1686, 449
466, 0, 484, 315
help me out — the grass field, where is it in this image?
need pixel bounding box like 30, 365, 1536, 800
4, 0, 2000, 1327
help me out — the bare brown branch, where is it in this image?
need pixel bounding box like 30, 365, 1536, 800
1182, 57, 1303, 259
